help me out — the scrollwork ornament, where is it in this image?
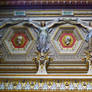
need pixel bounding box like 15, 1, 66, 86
82, 50, 92, 72
33, 52, 53, 74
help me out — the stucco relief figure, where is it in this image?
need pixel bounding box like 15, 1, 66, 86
24, 18, 65, 54
76, 18, 92, 42
66, 18, 92, 42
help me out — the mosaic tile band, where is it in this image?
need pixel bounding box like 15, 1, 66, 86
0, 79, 92, 90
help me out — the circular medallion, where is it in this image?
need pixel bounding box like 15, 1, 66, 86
59, 33, 76, 48
11, 33, 28, 48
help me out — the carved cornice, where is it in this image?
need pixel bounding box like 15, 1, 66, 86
0, 0, 92, 9
0, 0, 92, 6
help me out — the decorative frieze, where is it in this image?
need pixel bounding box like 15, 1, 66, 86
0, 79, 92, 90
1, 10, 92, 17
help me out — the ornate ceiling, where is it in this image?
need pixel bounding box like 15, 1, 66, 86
0, 8, 92, 91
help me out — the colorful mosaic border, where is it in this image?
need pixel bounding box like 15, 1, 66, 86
0, 79, 92, 90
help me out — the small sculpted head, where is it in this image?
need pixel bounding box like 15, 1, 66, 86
89, 22, 92, 27
41, 21, 46, 27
